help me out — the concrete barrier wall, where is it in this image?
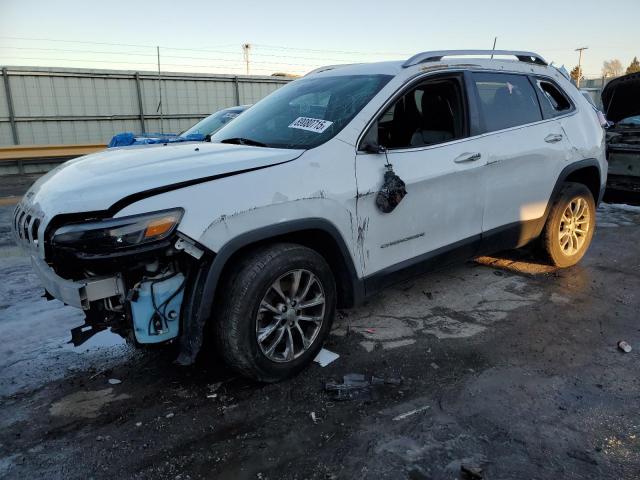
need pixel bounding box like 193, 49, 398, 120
0, 66, 291, 146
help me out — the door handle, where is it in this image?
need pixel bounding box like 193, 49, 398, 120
454, 152, 482, 163
544, 133, 563, 143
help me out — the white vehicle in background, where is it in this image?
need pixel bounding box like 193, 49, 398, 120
13, 50, 606, 382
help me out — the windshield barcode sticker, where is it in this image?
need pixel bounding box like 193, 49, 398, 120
288, 117, 333, 133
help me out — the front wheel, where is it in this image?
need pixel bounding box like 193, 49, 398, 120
541, 182, 596, 268
213, 243, 336, 382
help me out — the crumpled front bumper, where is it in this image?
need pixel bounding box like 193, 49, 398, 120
31, 255, 125, 310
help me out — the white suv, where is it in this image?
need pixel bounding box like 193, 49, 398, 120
13, 50, 607, 381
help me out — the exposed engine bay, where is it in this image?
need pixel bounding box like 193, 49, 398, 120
602, 72, 640, 193
31, 208, 204, 347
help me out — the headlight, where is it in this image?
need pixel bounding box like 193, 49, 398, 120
52, 208, 183, 252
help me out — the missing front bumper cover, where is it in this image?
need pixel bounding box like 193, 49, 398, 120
31, 256, 125, 309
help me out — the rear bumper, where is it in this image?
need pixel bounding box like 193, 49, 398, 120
31, 255, 125, 310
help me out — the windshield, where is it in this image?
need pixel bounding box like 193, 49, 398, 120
617, 115, 640, 127
181, 109, 245, 137
210, 74, 392, 149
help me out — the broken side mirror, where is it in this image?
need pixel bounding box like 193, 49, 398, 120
360, 121, 387, 154
362, 142, 386, 154
376, 166, 407, 213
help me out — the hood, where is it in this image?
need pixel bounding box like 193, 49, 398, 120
602, 72, 640, 123
25, 142, 303, 218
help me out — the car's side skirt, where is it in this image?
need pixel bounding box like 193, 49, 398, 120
363, 218, 542, 297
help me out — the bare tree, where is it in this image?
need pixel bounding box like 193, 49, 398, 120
602, 59, 623, 78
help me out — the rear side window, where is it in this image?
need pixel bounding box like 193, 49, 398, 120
534, 79, 573, 118
472, 72, 542, 132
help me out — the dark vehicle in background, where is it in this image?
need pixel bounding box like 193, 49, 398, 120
602, 72, 640, 198
108, 105, 249, 147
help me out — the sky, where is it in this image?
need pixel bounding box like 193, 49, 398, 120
1, 0, 639, 78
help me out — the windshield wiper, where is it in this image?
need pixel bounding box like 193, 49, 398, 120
220, 137, 268, 147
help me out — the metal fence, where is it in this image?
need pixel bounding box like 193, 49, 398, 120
0, 66, 292, 146
578, 77, 613, 110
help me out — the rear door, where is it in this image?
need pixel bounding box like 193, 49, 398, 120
471, 72, 571, 239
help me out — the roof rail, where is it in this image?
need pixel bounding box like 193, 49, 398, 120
402, 50, 547, 68
305, 63, 360, 76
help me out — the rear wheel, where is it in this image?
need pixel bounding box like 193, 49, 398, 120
213, 243, 336, 382
541, 182, 596, 267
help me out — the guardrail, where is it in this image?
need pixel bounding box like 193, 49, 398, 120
0, 143, 105, 175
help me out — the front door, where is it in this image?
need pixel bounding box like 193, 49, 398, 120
354, 74, 486, 286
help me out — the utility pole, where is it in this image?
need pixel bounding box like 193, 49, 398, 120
157, 46, 164, 134
575, 46, 588, 88
242, 43, 251, 76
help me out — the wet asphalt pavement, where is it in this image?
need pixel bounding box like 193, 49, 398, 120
1, 193, 639, 479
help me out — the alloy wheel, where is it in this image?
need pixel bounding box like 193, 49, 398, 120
256, 269, 325, 363
558, 196, 590, 256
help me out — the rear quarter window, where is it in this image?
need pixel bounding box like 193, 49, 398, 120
534, 79, 574, 118
472, 72, 542, 132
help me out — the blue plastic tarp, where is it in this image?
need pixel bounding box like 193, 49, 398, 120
107, 132, 205, 148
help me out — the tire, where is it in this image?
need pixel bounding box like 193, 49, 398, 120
213, 243, 336, 382
541, 182, 596, 268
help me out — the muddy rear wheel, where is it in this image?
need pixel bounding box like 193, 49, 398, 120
213, 243, 336, 382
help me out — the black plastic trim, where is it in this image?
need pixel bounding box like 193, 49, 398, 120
364, 233, 481, 296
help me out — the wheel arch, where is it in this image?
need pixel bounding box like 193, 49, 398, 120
516, 159, 602, 246
548, 159, 602, 213
176, 218, 363, 365
563, 164, 602, 205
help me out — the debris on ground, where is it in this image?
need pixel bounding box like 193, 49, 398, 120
165, 412, 174, 419
430, 362, 439, 370
108, 378, 122, 385
88, 368, 108, 380
618, 340, 632, 353
392, 405, 430, 421
460, 463, 484, 479
310, 412, 318, 424
207, 382, 223, 394
325, 373, 402, 401
314, 348, 340, 367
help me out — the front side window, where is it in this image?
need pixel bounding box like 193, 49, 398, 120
367, 77, 466, 149
210, 74, 392, 149
472, 72, 542, 132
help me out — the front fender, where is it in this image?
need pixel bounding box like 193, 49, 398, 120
176, 216, 362, 365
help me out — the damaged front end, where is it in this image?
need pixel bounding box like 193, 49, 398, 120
606, 128, 640, 193
16, 207, 205, 348
602, 72, 640, 194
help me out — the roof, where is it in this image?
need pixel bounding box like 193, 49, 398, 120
306, 50, 553, 79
